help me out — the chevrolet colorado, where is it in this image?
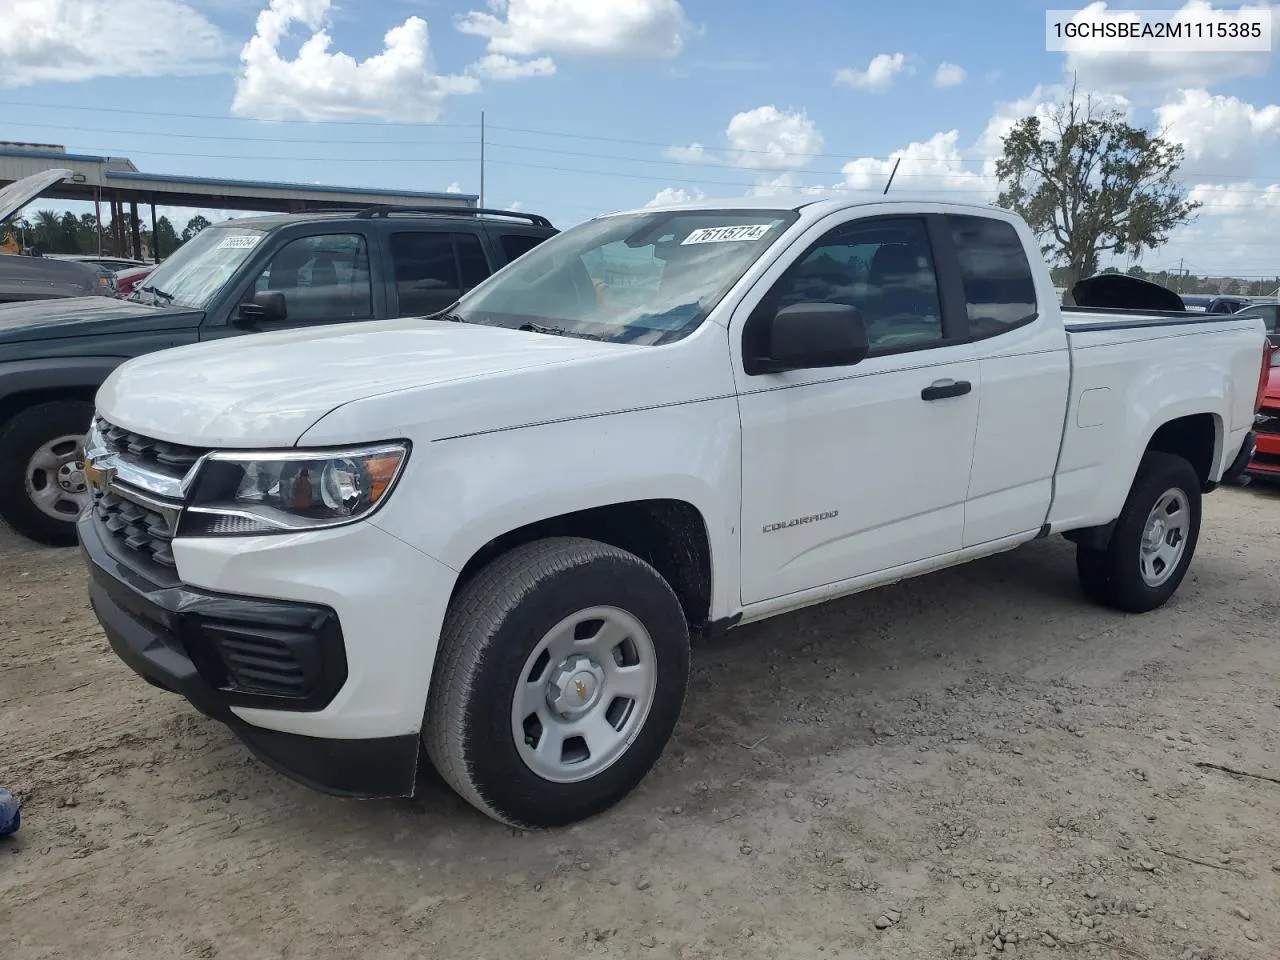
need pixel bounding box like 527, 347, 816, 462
77, 197, 1271, 828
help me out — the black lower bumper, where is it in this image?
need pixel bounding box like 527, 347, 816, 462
1222, 429, 1257, 484
78, 510, 419, 799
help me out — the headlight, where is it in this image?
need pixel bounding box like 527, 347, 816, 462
179, 442, 409, 536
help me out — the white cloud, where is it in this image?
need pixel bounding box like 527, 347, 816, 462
1155, 182, 1280, 275
232, 0, 479, 122
0, 0, 230, 87
446, 182, 463, 193
1063, 0, 1279, 98
934, 62, 966, 88
662, 143, 718, 164
744, 173, 829, 198
726, 106, 824, 169
1155, 88, 1280, 178
646, 186, 706, 207
508, 199, 524, 210
838, 130, 989, 199
456, 0, 695, 62
466, 52, 556, 80
834, 52, 908, 91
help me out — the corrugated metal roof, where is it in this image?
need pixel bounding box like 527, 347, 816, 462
103, 169, 476, 201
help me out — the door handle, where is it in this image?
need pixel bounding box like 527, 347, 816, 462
921, 379, 972, 401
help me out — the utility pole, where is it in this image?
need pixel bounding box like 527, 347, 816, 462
1176, 257, 1184, 293
479, 110, 486, 209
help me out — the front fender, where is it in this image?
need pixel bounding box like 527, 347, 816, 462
364, 398, 744, 624
0, 356, 128, 408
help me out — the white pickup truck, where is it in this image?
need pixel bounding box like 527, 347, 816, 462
78, 197, 1271, 828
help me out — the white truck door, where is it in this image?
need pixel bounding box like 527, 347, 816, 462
939, 213, 1071, 548
732, 213, 981, 605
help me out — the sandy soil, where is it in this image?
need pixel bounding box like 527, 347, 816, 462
2, 487, 1279, 960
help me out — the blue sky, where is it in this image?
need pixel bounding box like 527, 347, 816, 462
3, 0, 1279, 276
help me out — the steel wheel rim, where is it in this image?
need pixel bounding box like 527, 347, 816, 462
24, 434, 90, 522
511, 605, 658, 784
1139, 487, 1189, 587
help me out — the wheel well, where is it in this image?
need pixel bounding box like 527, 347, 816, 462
1146, 413, 1217, 487
453, 499, 713, 631
0, 388, 97, 431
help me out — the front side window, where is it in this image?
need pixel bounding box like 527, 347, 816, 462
760, 217, 945, 355
249, 233, 372, 322
1237, 304, 1279, 334
448, 209, 798, 345
947, 215, 1038, 338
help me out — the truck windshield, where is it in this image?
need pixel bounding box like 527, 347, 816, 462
129, 225, 266, 309
445, 209, 799, 345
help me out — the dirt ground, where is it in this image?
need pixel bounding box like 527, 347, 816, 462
2, 488, 1279, 960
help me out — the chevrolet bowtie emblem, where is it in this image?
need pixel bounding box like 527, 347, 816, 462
83, 458, 116, 493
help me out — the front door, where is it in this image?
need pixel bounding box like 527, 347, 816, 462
733, 213, 981, 604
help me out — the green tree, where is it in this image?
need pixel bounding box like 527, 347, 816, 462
152, 216, 179, 258
31, 209, 62, 251
994, 79, 1200, 289
181, 214, 211, 243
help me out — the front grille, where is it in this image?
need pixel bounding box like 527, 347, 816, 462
92, 490, 177, 568
1254, 450, 1280, 467
1256, 407, 1280, 437
94, 416, 207, 473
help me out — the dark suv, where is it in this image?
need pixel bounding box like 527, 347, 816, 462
0, 204, 556, 546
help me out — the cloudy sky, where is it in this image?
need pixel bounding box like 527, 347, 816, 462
2, 0, 1278, 276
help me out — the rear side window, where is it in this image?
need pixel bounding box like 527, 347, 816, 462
389, 231, 492, 318
499, 232, 548, 263
946, 215, 1038, 338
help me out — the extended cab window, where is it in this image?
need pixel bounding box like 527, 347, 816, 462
251, 233, 372, 322
765, 217, 944, 354
390, 232, 491, 317
946, 215, 1038, 338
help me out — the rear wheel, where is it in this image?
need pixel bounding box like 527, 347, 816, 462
1076, 451, 1201, 613
0, 401, 95, 546
425, 537, 691, 827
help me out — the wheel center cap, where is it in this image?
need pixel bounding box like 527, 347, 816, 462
1144, 517, 1166, 550
546, 655, 606, 718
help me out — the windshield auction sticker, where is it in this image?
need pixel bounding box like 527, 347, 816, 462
1046, 7, 1271, 52
682, 224, 775, 245
217, 235, 262, 250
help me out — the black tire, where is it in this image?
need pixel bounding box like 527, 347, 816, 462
0, 400, 95, 547
425, 537, 690, 828
1075, 451, 1201, 613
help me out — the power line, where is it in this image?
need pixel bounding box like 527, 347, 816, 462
0, 99, 478, 129
3, 118, 476, 148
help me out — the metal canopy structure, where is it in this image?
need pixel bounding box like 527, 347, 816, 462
0, 143, 478, 261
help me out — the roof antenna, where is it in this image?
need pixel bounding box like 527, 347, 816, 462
883, 157, 901, 195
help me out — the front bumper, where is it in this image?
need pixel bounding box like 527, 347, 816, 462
79, 510, 428, 798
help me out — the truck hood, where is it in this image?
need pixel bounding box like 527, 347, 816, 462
96, 318, 631, 447
0, 167, 71, 224
0, 296, 202, 344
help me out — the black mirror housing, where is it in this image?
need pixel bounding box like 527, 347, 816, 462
238, 290, 287, 325
746, 302, 869, 374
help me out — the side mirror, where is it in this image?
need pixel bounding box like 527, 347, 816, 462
746, 302, 869, 374
237, 290, 287, 325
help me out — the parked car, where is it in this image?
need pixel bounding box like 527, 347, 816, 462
1231, 300, 1278, 337
0, 203, 556, 545
1204, 294, 1254, 314
76, 196, 1271, 828
1248, 345, 1280, 480
113, 263, 153, 299
0, 168, 113, 303
1180, 294, 1213, 312
49, 254, 148, 273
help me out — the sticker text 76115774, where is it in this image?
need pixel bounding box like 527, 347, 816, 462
681, 224, 776, 245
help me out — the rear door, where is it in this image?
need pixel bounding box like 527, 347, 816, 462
939, 213, 1071, 547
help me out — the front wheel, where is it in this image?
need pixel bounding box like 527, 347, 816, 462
0, 400, 96, 546
1076, 451, 1201, 613
424, 537, 691, 827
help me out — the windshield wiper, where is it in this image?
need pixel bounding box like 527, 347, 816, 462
518, 321, 608, 342
434, 312, 470, 323
139, 284, 175, 304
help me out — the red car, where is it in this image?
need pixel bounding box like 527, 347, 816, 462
1251, 343, 1280, 479
114, 263, 153, 298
